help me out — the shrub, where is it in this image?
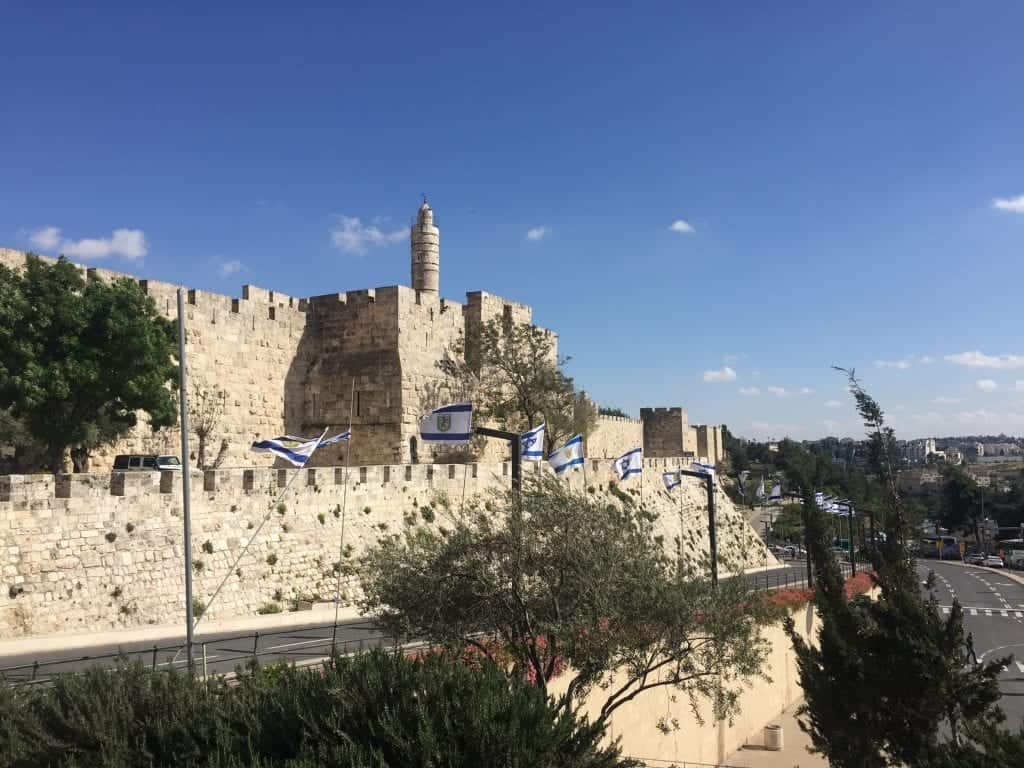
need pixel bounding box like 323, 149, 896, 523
266, 553, 278, 566
201, 540, 214, 555
125, 522, 135, 533
192, 598, 206, 618
105, 532, 117, 543
317, 513, 326, 525
0, 652, 633, 767
276, 503, 287, 516
257, 602, 282, 615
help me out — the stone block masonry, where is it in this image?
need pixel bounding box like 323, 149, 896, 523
0, 459, 776, 639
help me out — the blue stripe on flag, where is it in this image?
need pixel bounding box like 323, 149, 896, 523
553, 456, 585, 474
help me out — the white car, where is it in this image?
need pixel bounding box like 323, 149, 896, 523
964, 553, 985, 566
983, 555, 1004, 568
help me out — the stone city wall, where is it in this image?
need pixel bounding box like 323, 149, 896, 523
585, 415, 643, 459
0, 459, 776, 639
641, 407, 690, 458
0, 249, 570, 471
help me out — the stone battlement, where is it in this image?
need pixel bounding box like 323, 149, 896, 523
0, 457, 772, 639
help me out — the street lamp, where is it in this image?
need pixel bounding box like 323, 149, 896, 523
678, 468, 718, 588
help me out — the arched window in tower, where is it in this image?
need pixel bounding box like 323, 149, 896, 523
409, 437, 419, 464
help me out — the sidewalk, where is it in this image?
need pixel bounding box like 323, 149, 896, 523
726, 700, 826, 768
0, 602, 366, 658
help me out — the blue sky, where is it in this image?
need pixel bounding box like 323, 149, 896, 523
4, 2, 1024, 441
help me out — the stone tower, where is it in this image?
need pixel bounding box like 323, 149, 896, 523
410, 201, 440, 293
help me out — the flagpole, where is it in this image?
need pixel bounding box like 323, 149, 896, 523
176, 288, 195, 675
332, 378, 357, 650
169, 426, 329, 666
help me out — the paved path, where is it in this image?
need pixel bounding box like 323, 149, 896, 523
917, 559, 1024, 730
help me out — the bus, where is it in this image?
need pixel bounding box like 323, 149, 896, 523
918, 536, 960, 560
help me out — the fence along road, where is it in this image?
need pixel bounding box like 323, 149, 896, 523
0, 560, 842, 686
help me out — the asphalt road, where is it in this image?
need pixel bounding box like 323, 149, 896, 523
0, 562, 826, 685
917, 558, 1024, 730
0, 616, 391, 684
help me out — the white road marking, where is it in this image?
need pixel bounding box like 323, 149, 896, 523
156, 656, 219, 667
264, 637, 334, 652
1017, 661, 1024, 674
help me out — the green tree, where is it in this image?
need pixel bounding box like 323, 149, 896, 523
0, 256, 177, 472
939, 464, 982, 542
358, 477, 773, 726
438, 317, 597, 452
771, 503, 804, 542
598, 405, 629, 418
784, 370, 1008, 767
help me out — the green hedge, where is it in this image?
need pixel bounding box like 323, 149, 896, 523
0, 650, 634, 767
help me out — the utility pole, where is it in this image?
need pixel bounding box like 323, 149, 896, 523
475, 427, 522, 497
679, 467, 717, 588
176, 288, 195, 675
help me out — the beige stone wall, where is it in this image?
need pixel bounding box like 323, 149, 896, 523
0, 248, 556, 471
0, 459, 776, 639
553, 604, 822, 765
0, 248, 309, 472
585, 415, 642, 459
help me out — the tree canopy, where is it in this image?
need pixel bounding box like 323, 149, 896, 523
438, 317, 597, 453
785, 369, 1011, 766
0, 255, 178, 471
358, 477, 773, 726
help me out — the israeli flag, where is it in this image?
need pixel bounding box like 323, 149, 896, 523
252, 431, 350, 467
691, 461, 716, 478
612, 447, 643, 481
737, 472, 748, 496
756, 477, 766, 499
814, 492, 825, 508
548, 434, 584, 475
420, 402, 473, 444
521, 423, 545, 461
662, 470, 681, 491
769, 483, 782, 502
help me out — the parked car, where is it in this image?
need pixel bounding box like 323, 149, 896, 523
113, 454, 182, 471
983, 555, 1005, 568
964, 553, 986, 566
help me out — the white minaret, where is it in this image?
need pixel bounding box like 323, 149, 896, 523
410, 201, 439, 293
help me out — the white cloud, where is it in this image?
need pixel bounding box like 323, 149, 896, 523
330, 215, 407, 255
27, 226, 148, 260
767, 386, 789, 397
976, 379, 998, 392
912, 411, 943, 423
919, 355, 934, 364
1016, 381, 1024, 392
993, 195, 1024, 213
669, 219, 695, 234
824, 399, 842, 408
799, 387, 814, 395
931, 396, 960, 405
945, 351, 1024, 369
739, 386, 761, 396
874, 358, 911, 370
703, 366, 736, 383
526, 226, 549, 241
29, 226, 61, 251
823, 419, 840, 433
215, 258, 244, 277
